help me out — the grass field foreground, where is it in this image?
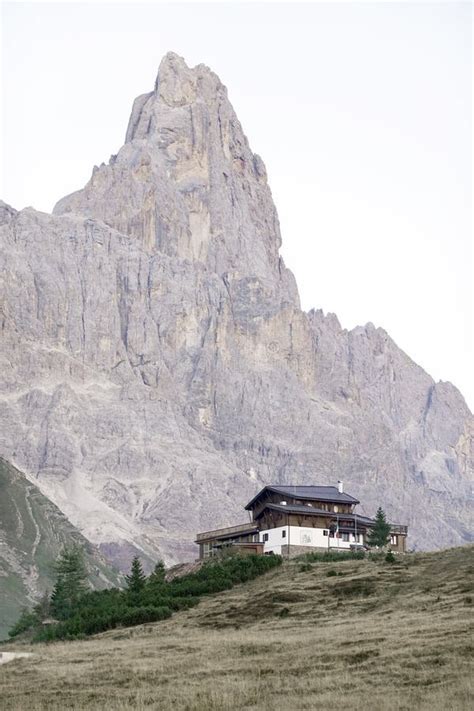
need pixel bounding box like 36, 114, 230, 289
1, 546, 473, 710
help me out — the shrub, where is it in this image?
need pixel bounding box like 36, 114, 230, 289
121, 606, 171, 627
15, 552, 282, 643
300, 550, 365, 564
8, 609, 40, 638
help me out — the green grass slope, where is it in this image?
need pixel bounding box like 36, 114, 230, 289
1, 545, 473, 710
0, 457, 121, 640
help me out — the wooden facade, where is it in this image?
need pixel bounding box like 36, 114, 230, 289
195, 484, 408, 557
246, 489, 355, 520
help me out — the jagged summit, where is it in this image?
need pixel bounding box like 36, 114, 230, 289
152, 52, 224, 108
126, 53, 224, 143
54, 53, 298, 308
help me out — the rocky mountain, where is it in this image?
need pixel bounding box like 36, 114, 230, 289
0, 458, 121, 640
0, 53, 472, 570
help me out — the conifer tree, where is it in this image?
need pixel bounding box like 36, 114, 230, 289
125, 556, 147, 594
50, 546, 88, 619
148, 560, 166, 586
366, 507, 391, 548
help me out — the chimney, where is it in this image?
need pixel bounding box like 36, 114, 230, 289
337, 480, 344, 494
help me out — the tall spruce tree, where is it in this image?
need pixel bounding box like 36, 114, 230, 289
366, 507, 392, 548
148, 560, 166, 586
125, 556, 147, 594
50, 546, 88, 619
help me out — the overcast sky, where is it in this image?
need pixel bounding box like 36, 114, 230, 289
1, 1, 472, 409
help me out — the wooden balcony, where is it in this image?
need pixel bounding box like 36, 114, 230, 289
195, 521, 259, 543
390, 524, 408, 535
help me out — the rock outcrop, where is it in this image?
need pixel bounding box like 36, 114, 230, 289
0, 53, 472, 569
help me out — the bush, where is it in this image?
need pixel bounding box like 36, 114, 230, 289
166, 597, 200, 612
8, 609, 40, 638
169, 554, 281, 597
121, 606, 171, 626
300, 550, 366, 564
385, 550, 396, 564
15, 552, 282, 643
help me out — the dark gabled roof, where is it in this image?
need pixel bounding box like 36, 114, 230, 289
245, 485, 360, 510
254, 503, 373, 525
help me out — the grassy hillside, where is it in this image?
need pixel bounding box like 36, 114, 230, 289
1, 545, 473, 710
0, 458, 121, 640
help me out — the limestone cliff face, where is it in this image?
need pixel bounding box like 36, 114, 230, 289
0, 54, 472, 569
54, 53, 298, 307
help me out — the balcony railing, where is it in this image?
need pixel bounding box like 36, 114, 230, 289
196, 521, 259, 542
390, 524, 408, 535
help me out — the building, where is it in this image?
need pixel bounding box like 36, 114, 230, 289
195, 481, 407, 558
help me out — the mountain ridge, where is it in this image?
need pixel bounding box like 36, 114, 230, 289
0, 53, 472, 570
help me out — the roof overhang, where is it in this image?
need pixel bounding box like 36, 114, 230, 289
195, 521, 259, 544
255, 503, 375, 524
245, 485, 360, 510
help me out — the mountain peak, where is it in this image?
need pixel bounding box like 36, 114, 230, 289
153, 52, 225, 106
54, 54, 299, 305
154, 52, 197, 107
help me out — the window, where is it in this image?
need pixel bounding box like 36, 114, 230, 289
391, 535, 398, 545
263, 533, 269, 542
282, 530, 286, 538
323, 530, 329, 536
342, 532, 349, 542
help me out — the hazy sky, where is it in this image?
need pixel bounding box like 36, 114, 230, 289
1, 1, 472, 408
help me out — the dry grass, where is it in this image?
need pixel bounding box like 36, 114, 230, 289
1, 546, 473, 710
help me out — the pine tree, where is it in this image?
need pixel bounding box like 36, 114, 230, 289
148, 560, 166, 586
125, 556, 147, 594
366, 507, 392, 548
50, 546, 88, 619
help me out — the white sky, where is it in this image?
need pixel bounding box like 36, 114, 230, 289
1, 1, 473, 409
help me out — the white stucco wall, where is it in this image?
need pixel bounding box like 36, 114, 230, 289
259, 524, 288, 554
260, 525, 363, 554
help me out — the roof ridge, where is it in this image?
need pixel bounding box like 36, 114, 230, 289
274, 485, 337, 488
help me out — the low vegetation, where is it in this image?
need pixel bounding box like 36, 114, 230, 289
2, 545, 473, 710
0, 458, 121, 640
299, 548, 366, 563
7, 549, 282, 643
